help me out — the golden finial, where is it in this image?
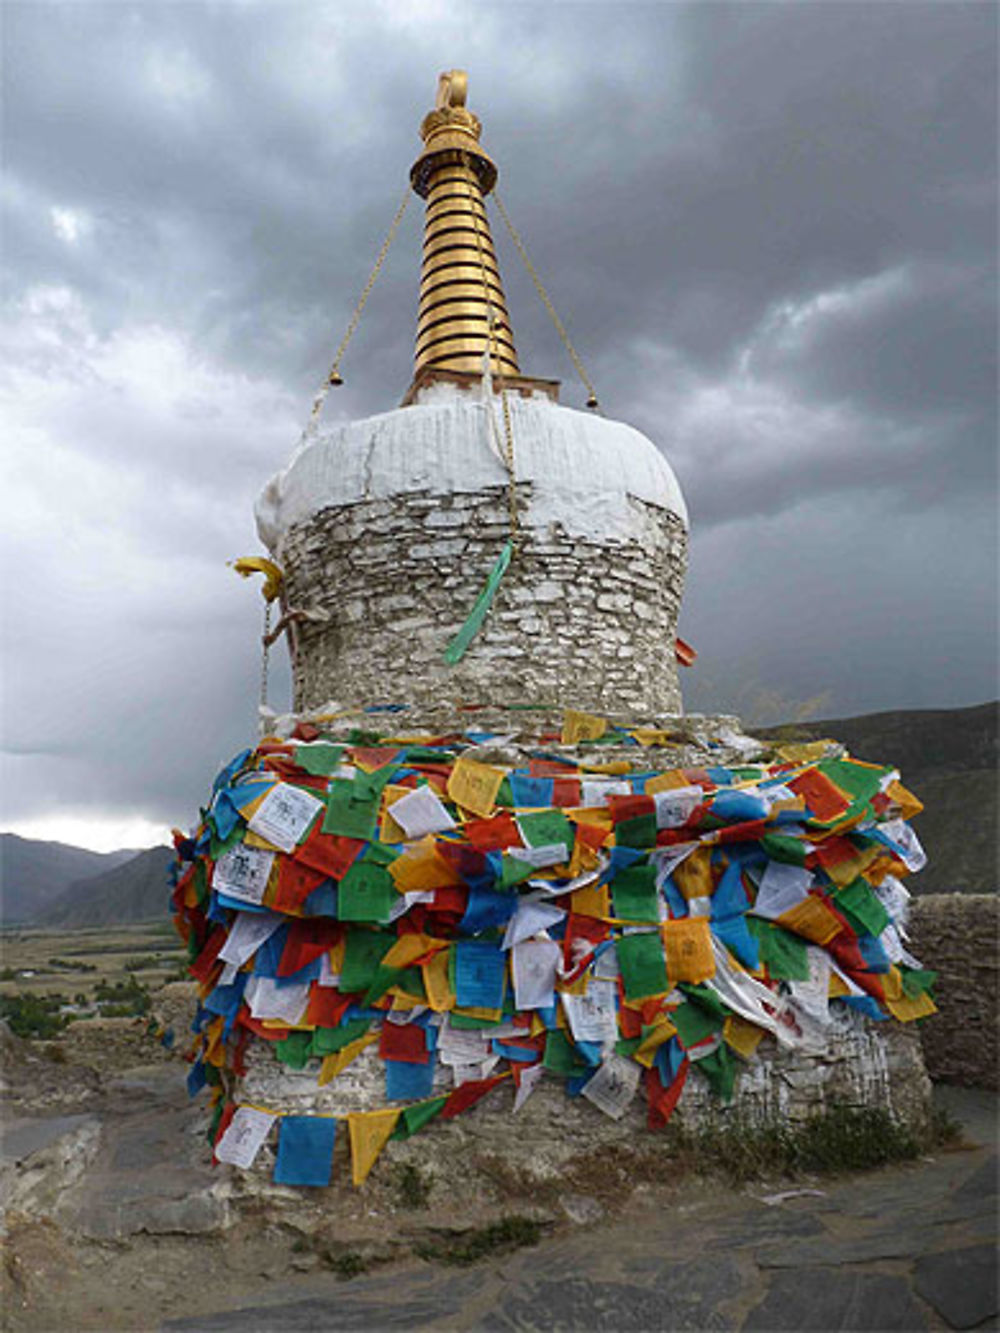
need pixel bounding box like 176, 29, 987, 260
410, 70, 519, 379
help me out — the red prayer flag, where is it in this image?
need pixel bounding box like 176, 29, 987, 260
646, 1057, 689, 1130
439, 1072, 508, 1119
378, 1022, 430, 1064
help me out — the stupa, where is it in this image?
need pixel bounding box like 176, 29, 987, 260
256, 68, 688, 717
170, 72, 933, 1195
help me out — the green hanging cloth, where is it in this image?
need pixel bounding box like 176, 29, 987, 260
443, 540, 513, 665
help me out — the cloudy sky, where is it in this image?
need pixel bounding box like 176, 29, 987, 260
2, 1, 996, 852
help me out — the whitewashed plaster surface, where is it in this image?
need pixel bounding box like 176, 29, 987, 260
256, 383, 688, 551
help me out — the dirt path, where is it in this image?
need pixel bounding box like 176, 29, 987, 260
2, 1062, 995, 1332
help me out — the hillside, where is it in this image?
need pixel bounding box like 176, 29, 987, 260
763, 699, 998, 894
41, 845, 175, 928
0, 835, 137, 925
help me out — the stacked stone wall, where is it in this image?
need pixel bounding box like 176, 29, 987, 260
909, 894, 998, 1089
279, 485, 687, 713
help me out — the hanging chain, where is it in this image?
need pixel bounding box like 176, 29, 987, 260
462, 159, 520, 546
304, 187, 411, 429
259, 600, 272, 730
492, 190, 601, 411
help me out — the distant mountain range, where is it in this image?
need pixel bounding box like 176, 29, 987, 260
1, 700, 995, 928
1, 835, 173, 927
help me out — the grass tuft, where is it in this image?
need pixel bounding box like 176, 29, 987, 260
393, 1162, 432, 1210
414, 1215, 544, 1266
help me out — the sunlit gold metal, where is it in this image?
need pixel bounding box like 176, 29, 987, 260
410, 70, 519, 378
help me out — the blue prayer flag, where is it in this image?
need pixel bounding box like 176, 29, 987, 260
386, 1053, 437, 1101
273, 1115, 337, 1187
454, 939, 507, 1009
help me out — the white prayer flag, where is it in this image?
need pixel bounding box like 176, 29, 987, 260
214, 1106, 277, 1169
247, 783, 324, 853
389, 786, 456, 839
213, 845, 275, 906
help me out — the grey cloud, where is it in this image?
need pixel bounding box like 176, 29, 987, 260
1, 1, 996, 839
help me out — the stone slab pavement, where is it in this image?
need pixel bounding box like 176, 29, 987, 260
165, 1085, 998, 1333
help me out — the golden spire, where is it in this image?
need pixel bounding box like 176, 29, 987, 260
409, 71, 520, 378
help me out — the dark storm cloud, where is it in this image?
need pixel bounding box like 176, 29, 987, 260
1, 1, 996, 844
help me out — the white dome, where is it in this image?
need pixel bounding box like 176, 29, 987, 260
256, 381, 687, 551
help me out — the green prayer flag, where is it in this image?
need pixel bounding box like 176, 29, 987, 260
747, 917, 810, 980
543, 1029, 587, 1075
836, 877, 891, 939
818, 758, 887, 807
209, 823, 244, 862
352, 764, 400, 804
322, 778, 380, 840
338, 860, 396, 924
339, 930, 393, 993
759, 833, 807, 866
309, 1017, 371, 1056
615, 813, 657, 849
518, 810, 573, 855
365, 840, 401, 865
295, 743, 345, 776
362, 964, 402, 1007
617, 930, 669, 1001
900, 966, 937, 998
499, 855, 538, 889
391, 1096, 448, 1140
448, 1010, 505, 1030
671, 1000, 724, 1048
275, 1030, 312, 1070
444, 541, 513, 665
612, 863, 660, 923
206, 1097, 225, 1146
614, 1036, 643, 1060
697, 1044, 737, 1101
678, 982, 730, 1019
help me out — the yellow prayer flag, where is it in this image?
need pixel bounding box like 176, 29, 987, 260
828, 971, 852, 998
633, 1017, 677, 1067
630, 729, 679, 748
203, 1015, 226, 1066
557, 971, 590, 997
244, 829, 283, 853
568, 882, 611, 919
446, 756, 505, 818
380, 786, 415, 843
881, 965, 904, 1003
567, 808, 613, 831
329, 937, 345, 976
672, 846, 713, 900
662, 917, 715, 983
381, 933, 446, 971
231, 555, 283, 602
579, 760, 631, 775
421, 949, 456, 1011
567, 838, 601, 879
644, 770, 694, 795
458, 1005, 504, 1022
886, 990, 938, 1023
389, 836, 463, 892
774, 739, 836, 764
777, 895, 841, 945
723, 1014, 766, 1059
561, 709, 608, 744
348, 1107, 400, 1186
823, 843, 881, 888
886, 779, 923, 820
318, 1032, 378, 1086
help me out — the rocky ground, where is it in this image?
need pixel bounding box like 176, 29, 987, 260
1, 1003, 997, 1333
